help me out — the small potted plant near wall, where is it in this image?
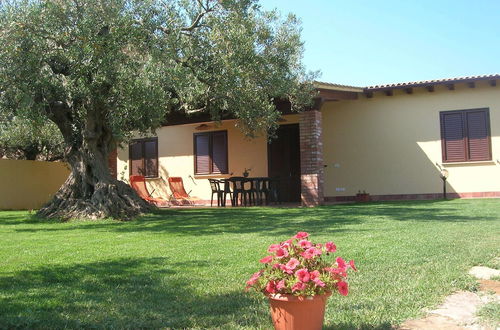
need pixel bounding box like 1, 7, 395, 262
246, 232, 357, 330
243, 167, 252, 178
355, 190, 371, 202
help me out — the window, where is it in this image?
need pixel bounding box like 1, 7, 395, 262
194, 131, 228, 174
440, 108, 491, 162
129, 137, 158, 178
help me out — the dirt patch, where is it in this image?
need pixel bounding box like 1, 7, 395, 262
479, 280, 500, 295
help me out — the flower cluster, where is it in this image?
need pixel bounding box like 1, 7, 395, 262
246, 232, 357, 297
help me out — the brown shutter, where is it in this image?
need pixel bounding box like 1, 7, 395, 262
129, 141, 144, 176
195, 134, 210, 174
441, 112, 466, 162
211, 131, 228, 174
466, 109, 491, 161
144, 139, 158, 177
108, 148, 118, 178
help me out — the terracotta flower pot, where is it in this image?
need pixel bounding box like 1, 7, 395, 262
268, 292, 332, 330
355, 193, 371, 202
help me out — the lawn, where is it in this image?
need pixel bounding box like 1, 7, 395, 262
0, 199, 499, 329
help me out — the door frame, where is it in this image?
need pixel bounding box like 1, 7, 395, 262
267, 123, 301, 202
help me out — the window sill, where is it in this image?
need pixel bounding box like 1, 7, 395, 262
441, 160, 496, 167
194, 173, 230, 179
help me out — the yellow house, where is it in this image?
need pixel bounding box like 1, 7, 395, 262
115, 74, 500, 206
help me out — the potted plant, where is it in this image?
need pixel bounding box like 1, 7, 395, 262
246, 232, 357, 330
243, 167, 252, 177
355, 190, 371, 202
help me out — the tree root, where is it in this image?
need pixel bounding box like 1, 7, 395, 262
38, 178, 154, 221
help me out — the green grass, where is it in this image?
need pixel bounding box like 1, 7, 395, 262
477, 302, 500, 328
0, 199, 499, 329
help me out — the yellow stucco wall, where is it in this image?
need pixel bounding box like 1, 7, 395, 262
322, 81, 500, 198
117, 114, 300, 201
0, 159, 70, 210
117, 81, 499, 202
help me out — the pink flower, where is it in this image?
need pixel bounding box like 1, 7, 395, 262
325, 241, 337, 253
302, 247, 322, 259
337, 281, 349, 296
325, 267, 347, 278
314, 279, 325, 287
309, 270, 320, 281
336, 257, 347, 270
309, 270, 325, 287
301, 251, 311, 259
275, 248, 289, 258
281, 239, 294, 249
276, 280, 286, 291
298, 240, 312, 248
300, 247, 321, 259
245, 271, 262, 290
279, 264, 294, 274
292, 282, 306, 292
266, 280, 277, 293
268, 244, 281, 253
349, 260, 358, 271
272, 263, 281, 269
260, 255, 273, 264
294, 232, 309, 239
286, 258, 300, 271
295, 268, 310, 282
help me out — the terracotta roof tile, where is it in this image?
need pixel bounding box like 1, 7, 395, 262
315, 74, 499, 93
366, 74, 500, 90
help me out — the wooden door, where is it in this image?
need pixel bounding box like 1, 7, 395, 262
267, 124, 301, 202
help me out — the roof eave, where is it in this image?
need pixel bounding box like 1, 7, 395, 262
313, 81, 364, 93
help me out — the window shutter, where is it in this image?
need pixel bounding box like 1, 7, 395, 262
144, 139, 158, 177
441, 112, 466, 162
129, 141, 144, 176
108, 149, 118, 178
466, 110, 491, 161
211, 131, 228, 174
195, 134, 210, 174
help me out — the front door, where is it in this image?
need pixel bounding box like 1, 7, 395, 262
267, 124, 301, 202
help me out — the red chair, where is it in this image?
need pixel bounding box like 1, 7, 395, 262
167, 177, 199, 206
129, 175, 169, 207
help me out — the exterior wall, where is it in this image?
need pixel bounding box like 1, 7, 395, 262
322, 81, 500, 200
0, 159, 70, 210
117, 114, 300, 202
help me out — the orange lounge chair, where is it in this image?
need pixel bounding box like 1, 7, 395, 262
129, 175, 169, 207
167, 177, 200, 206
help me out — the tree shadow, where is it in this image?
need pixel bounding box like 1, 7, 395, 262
5, 200, 498, 238
324, 323, 392, 330
0, 257, 269, 328
11, 206, 367, 237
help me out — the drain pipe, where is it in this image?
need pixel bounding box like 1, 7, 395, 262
439, 169, 449, 200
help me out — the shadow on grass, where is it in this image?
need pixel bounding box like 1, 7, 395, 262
0, 257, 268, 328
3, 200, 498, 238
324, 323, 392, 330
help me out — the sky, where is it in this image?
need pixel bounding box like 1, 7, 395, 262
260, 0, 500, 87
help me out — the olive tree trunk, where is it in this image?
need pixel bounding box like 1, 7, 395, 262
38, 108, 153, 220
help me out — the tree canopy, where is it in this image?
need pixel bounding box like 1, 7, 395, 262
0, 0, 315, 219
0, 116, 65, 160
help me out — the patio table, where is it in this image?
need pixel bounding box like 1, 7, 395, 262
226, 177, 280, 206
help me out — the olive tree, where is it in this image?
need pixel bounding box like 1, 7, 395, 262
0, 115, 65, 160
0, 0, 315, 219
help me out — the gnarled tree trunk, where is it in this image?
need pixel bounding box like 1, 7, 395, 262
38, 143, 153, 220
38, 106, 153, 220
